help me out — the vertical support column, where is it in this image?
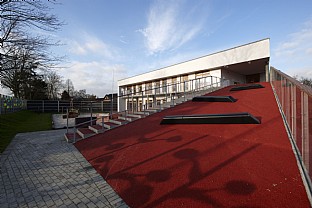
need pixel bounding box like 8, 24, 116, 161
183, 81, 186, 102
165, 84, 168, 103
141, 91, 144, 112
154, 82, 156, 108
127, 94, 130, 113
302, 92, 309, 173
265, 64, 270, 82
42, 100, 44, 113
131, 93, 134, 113
101, 101, 103, 112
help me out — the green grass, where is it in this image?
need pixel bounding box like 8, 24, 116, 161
0, 110, 52, 153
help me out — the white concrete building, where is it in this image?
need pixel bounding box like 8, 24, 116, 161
117, 39, 270, 112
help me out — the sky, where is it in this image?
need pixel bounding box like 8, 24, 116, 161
1, 0, 312, 97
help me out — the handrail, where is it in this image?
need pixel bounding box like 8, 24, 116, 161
270, 66, 312, 200
119, 76, 226, 112
119, 75, 222, 97
271, 67, 312, 96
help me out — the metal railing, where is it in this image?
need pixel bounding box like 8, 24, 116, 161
66, 75, 229, 143
26, 100, 117, 113
119, 75, 229, 112
0, 94, 26, 114
270, 67, 312, 193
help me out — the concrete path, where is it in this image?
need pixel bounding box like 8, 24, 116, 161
0, 129, 128, 208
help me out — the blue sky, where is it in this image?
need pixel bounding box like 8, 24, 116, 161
2, 0, 312, 97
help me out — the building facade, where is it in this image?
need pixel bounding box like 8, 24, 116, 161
117, 39, 270, 112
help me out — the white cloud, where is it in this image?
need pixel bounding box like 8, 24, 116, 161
68, 33, 118, 59
139, 0, 206, 54
274, 18, 312, 58
0, 87, 12, 96
306, 47, 312, 55
59, 61, 128, 97
273, 18, 312, 79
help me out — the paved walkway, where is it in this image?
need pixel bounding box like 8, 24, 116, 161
0, 129, 128, 208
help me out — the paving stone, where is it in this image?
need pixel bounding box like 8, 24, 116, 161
0, 129, 125, 208
77, 202, 88, 208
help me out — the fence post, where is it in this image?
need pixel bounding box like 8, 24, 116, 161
66, 108, 69, 134
42, 100, 44, 113
74, 126, 76, 143
58, 101, 60, 113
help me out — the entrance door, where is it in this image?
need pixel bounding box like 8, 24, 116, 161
246, 73, 260, 83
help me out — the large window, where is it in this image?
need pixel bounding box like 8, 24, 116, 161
155, 81, 160, 94
172, 77, 177, 92
162, 79, 167, 94
182, 75, 189, 91
146, 82, 152, 95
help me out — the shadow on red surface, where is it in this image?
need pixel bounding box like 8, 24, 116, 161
75, 82, 310, 208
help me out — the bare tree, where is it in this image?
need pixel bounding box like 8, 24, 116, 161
65, 79, 74, 98
0, 0, 62, 48
294, 75, 312, 88
0, 0, 64, 97
44, 70, 64, 99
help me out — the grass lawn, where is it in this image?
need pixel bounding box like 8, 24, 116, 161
0, 110, 52, 153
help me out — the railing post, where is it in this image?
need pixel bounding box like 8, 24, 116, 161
302, 92, 309, 172
74, 126, 76, 143
90, 102, 93, 126
291, 84, 296, 139
66, 108, 69, 134
58, 100, 60, 113
101, 116, 104, 131
42, 100, 44, 113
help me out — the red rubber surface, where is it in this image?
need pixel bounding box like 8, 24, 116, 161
75, 82, 310, 208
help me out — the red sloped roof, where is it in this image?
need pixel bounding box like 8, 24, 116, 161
75, 82, 310, 208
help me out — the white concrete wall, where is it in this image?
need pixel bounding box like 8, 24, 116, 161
221, 69, 246, 84
118, 39, 270, 87
260, 72, 266, 82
